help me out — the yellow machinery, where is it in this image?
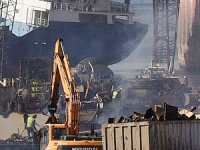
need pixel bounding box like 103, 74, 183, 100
34, 39, 102, 150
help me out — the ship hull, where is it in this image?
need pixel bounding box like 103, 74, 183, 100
8, 21, 148, 66
177, 0, 200, 72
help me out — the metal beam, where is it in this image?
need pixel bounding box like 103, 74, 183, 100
152, 0, 180, 73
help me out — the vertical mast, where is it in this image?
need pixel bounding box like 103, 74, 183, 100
152, 0, 180, 73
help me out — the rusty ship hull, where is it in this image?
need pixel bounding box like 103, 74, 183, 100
177, 0, 200, 72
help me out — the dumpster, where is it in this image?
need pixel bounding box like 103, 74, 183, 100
102, 120, 200, 150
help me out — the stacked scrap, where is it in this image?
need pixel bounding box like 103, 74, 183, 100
109, 103, 197, 123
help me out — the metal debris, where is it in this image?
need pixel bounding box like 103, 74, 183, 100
0, 133, 32, 144
114, 103, 198, 123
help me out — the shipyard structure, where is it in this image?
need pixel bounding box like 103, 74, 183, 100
177, 0, 200, 72
0, 0, 148, 79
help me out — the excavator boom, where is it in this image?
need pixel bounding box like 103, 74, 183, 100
36, 39, 102, 150
48, 38, 80, 135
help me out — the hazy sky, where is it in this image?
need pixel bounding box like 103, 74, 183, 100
109, 0, 154, 77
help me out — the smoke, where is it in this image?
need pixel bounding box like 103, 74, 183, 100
109, 0, 153, 78
98, 1, 155, 123
98, 0, 200, 124
96, 82, 147, 124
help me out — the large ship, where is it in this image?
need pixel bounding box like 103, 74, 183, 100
2, 0, 148, 68
177, 0, 200, 72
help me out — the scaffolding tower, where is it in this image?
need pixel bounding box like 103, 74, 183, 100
152, 0, 180, 73
0, 0, 17, 79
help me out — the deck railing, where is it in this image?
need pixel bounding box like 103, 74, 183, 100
50, 2, 134, 13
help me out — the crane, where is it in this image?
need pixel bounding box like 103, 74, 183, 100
34, 39, 102, 150
152, 0, 180, 74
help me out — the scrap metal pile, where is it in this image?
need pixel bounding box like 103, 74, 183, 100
0, 133, 32, 144
0, 134, 36, 150
110, 103, 198, 123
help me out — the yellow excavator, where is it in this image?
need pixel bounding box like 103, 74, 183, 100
34, 39, 102, 150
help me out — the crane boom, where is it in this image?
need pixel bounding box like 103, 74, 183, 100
152, 0, 180, 73
48, 38, 80, 135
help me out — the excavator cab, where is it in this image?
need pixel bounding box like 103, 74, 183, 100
36, 39, 102, 150
34, 124, 102, 150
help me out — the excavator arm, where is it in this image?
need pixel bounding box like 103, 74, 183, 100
48, 38, 80, 135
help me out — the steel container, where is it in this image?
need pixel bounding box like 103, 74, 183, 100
102, 120, 200, 150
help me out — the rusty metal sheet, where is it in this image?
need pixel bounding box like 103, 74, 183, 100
102, 122, 149, 150
149, 121, 200, 150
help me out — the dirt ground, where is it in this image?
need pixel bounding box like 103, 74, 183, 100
0, 113, 48, 140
